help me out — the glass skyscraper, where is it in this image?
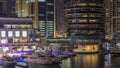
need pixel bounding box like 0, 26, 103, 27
16, 0, 55, 38
0, 0, 16, 16
64, 0, 105, 53
0, 0, 7, 14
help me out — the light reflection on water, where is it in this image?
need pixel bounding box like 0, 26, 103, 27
61, 54, 104, 68
1, 54, 120, 68
61, 54, 120, 68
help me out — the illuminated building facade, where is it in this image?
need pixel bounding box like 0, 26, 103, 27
105, 0, 113, 39
0, 0, 16, 16
6, 0, 16, 15
64, 0, 105, 53
113, 0, 120, 47
0, 18, 37, 54
105, 0, 120, 39
16, 0, 55, 38
0, 0, 7, 15
113, 0, 120, 35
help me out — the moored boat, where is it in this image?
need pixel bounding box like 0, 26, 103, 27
0, 55, 16, 67
110, 48, 120, 54
24, 53, 60, 65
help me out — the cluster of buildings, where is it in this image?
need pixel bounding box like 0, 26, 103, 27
0, 0, 54, 53
0, 0, 120, 53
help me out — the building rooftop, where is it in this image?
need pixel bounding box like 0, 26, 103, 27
0, 17, 33, 24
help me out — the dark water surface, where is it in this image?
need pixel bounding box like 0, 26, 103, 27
61, 54, 105, 68
2, 54, 120, 68
61, 54, 120, 68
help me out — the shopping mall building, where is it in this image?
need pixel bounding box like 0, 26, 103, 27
0, 17, 38, 55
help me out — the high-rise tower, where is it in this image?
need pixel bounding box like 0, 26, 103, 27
113, 0, 120, 35
0, 0, 16, 17
0, 0, 7, 15
105, 0, 120, 40
105, 0, 113, 39
55, 0, 64, 33
64, 0, 105, 53
6, 0, 16, 15
16, 0, 55, 38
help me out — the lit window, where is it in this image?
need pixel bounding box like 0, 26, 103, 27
73, 4, 77, 6
2, 47, 9, 52
22, 31, 27, 37
89, 20, 97, 22
47, 11, 53, 14
20, 38, 27, 43
78, 3, 87, 6
8, 31, 13, 37
14, 38, 20, 42
39, 0, 45, 2
72, 20, 76, 22
15, 31, 20, 37
78, 20, 87, 22
30, 0, 35, 2
89, 3, 96, 6
39, 14, 45, 16
1, 39, 6, 44
47, 3, 53, 5
1, 31, 6, 37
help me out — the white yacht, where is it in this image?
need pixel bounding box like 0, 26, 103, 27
1, 55, 16, 67
24, 53, 60, 65
110, 48, 120, 54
